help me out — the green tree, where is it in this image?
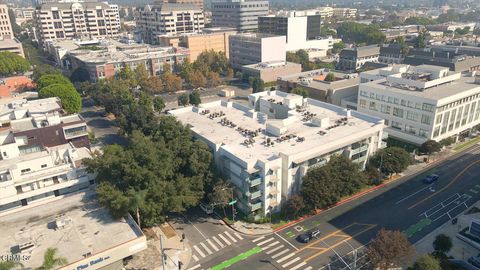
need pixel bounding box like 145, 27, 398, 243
153, 96, 165, 112
135, 63, 150, 88
32, 64, 61, 82
283, 195, 305, 219
419, 140, 442, 155
0, 261, 23, 270
163, 73, 182, 92
337, 22, 386, 44
332, 41, 346, 54
324, 73, 336, 82
179, 59, 194, 84
36, 247, 68, 270
207, 180, 232, 217
409, 255, 441, 270
119, 64, 137, 88
36, 74, 72, 89
369, 147, 411, 176
207, 71, 221, 87
178, 93, 189, 106
366, 229, 415, 270
39, 83, 82, 114
249, 77, 265, 93
190, 70, 207, 88
70, 67, 90, 83
142, 76, 163, 94
194, 50, 229, 75
415, 31, 428, 48
404, 16, 437, 26
433, 234, 452, 254
290, 87, 309, 98
0, 51, 30, 76
189, 90, 202, 106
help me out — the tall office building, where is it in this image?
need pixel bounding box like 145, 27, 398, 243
162, 0, 204, 10
211, 0, 269, 32
137, 3, 204, 44
35, 1, 120, 44
0, 4, 14, 39
229, 33, 286, 69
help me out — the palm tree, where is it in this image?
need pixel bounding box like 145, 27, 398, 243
0, 260, 23, 270
36, 248, 67, 270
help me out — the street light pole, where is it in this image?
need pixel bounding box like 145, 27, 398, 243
230, 188, 235, 222
159, 234, 166, 270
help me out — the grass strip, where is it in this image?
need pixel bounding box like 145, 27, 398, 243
454, 136, 480, 151
209, 247, 263, 270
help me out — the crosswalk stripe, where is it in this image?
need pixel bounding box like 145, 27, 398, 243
187, 264, 201, 270
289, 261, 306, 270
257, 237, 275, 246
282, 257, 300, 268
252, 236, 265, 242
192, 255, 199, 262
224, 231, 237, 243
218, 233, 231, 245
200, 242, 212, 255
262, 241, 280, 250
277, 253, 295, 263
193, 245, 206, 258
266, 244, 284, 254
212, 236, 224, 248
271, 249, 289, 259
207, 239, 219, 252
303, 267, 312, 270
234, 232, 244, 240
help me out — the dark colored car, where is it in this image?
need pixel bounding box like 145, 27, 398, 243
423, 174, 439, 184
468, 255, 480, 268
297, 229, 321, 243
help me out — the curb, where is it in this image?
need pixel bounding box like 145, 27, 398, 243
216, 213, 274, 236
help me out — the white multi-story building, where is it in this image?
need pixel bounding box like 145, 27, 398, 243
170, 91, 385, 217
358, 65, 480, 145
0, 97, 93, 213
229, 33, 286, 69
337, 45, 380, 72
35, 1, 120, 45
137, 3, 204, 45
0, 4, 14, 39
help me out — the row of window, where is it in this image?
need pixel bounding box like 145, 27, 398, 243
359, 99, 433, 125
360, 90, 436, 112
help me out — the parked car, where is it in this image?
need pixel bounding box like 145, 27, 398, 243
423, 174, 439, 184
200, 203, 213, 214
468, 255, 480, 268
297, 229, 321, 243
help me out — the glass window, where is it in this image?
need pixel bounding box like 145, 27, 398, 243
369, 101, 377, 111
406, 111, 418, 121
421, 114, 432, 125
393, 107, 404, 117
419, 129, 428, 138
422, 103, 435, 112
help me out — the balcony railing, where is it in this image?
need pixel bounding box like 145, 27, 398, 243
250, 201, 262, 211
352, 155, 367, 163
248, 177, 262, 187
351, 144, 369, 155
249, 190, 261, 200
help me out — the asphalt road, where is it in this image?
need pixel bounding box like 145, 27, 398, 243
186, 144, 480, 270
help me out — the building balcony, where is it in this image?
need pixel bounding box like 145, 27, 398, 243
269, 187, 279, 196
351, 144, 369, 155
16, 164, 73, 185
352, 155, 367, 164
247, 190, 261, 200
250, 201, 262, 211
248, 177, 262, 187
269, 176, 280, 184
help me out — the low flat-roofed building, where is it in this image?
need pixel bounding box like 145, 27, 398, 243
404, 48, 480, 72
379, 44, 405, 64
170, 91, 385, 216
358, 65, 480, 145
337, 45, 380, 72
0, 97, 60, 121
0, 76, 35, 98
0, 191, 147, 269
242, 61, 302, 83
229, 33, 286, 70
430, 44, 480, 57
0, 38, 25, 57
277, 69, 360, 107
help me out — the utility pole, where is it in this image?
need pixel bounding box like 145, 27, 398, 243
160, 234, 166, 270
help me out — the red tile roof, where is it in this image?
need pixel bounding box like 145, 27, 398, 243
0, 76, 35, 97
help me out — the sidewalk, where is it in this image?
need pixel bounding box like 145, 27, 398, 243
126, 223, 192, 270
229, 220, 273, 235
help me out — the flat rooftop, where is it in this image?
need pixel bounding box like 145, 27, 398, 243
0, 97, 61, 118
0, 191, 144, 269
170, 94, 383, 165
243, 61, 300, 70
8, 113, 84, 133
278, 69, 359, 91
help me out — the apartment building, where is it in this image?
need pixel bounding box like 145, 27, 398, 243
0, 4, 14, 39
309, 7, 357, 19
35, 1, 120, 45
69, 44, 189, 81
162, 0, 204, 10
0, 97, 94, 212
358, 65, 480, 145
229, 33, 286, 69
337, 45, 380, 72
258, 13, 337, 53
211, 0, 269, 32
170, 91, 385, 216
379, 44, 404, 64
14, 8, 35, 25
137, 3, 204, 45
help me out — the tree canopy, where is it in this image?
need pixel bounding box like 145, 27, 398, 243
85, 118, 213, 227
39, 83, 82, 114
433, 234, 452, 254
290, 87, 309, 98
189, 90, 202, 106
301, 155, 367, 211
366, 229, 415, 270
178, 93, 189, 107
409, 255, 441, 270
369, 147, 411, 176
36, 74, 72, 89
249, 77, 265, 93
36, 247, 68, 270
419, 140, 442, 155
337, 22, 386, 45
0, 51, 30, 76
70, 67, 91, 83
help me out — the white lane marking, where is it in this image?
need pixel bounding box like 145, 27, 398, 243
303, 267, 312, 270
281, 256, 300, 267
200, 242, 212, 255
277, 253, 295, 263
289, 261, 307, 270
272, 249, 289, 259
275, 232, 300, 251
262, 241, 280, 250
252, 236, 265, 242
224, 231, 237, 243
218, 233, 231, 245
212, 236, 224, 248
193, 245, 206, 258
395, 184, 433, 204
187, 264, 201, 270
266, 244, 284, 254
183, 214, 208, 240
234, 232, 244, 240
207, 239, 219, 252
192, 255, 199, 262
257, 237, 275, 246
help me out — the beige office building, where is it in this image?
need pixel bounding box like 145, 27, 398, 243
0, 4, 14, 39
163, 0, 204, 10
35, 2, 120, 45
